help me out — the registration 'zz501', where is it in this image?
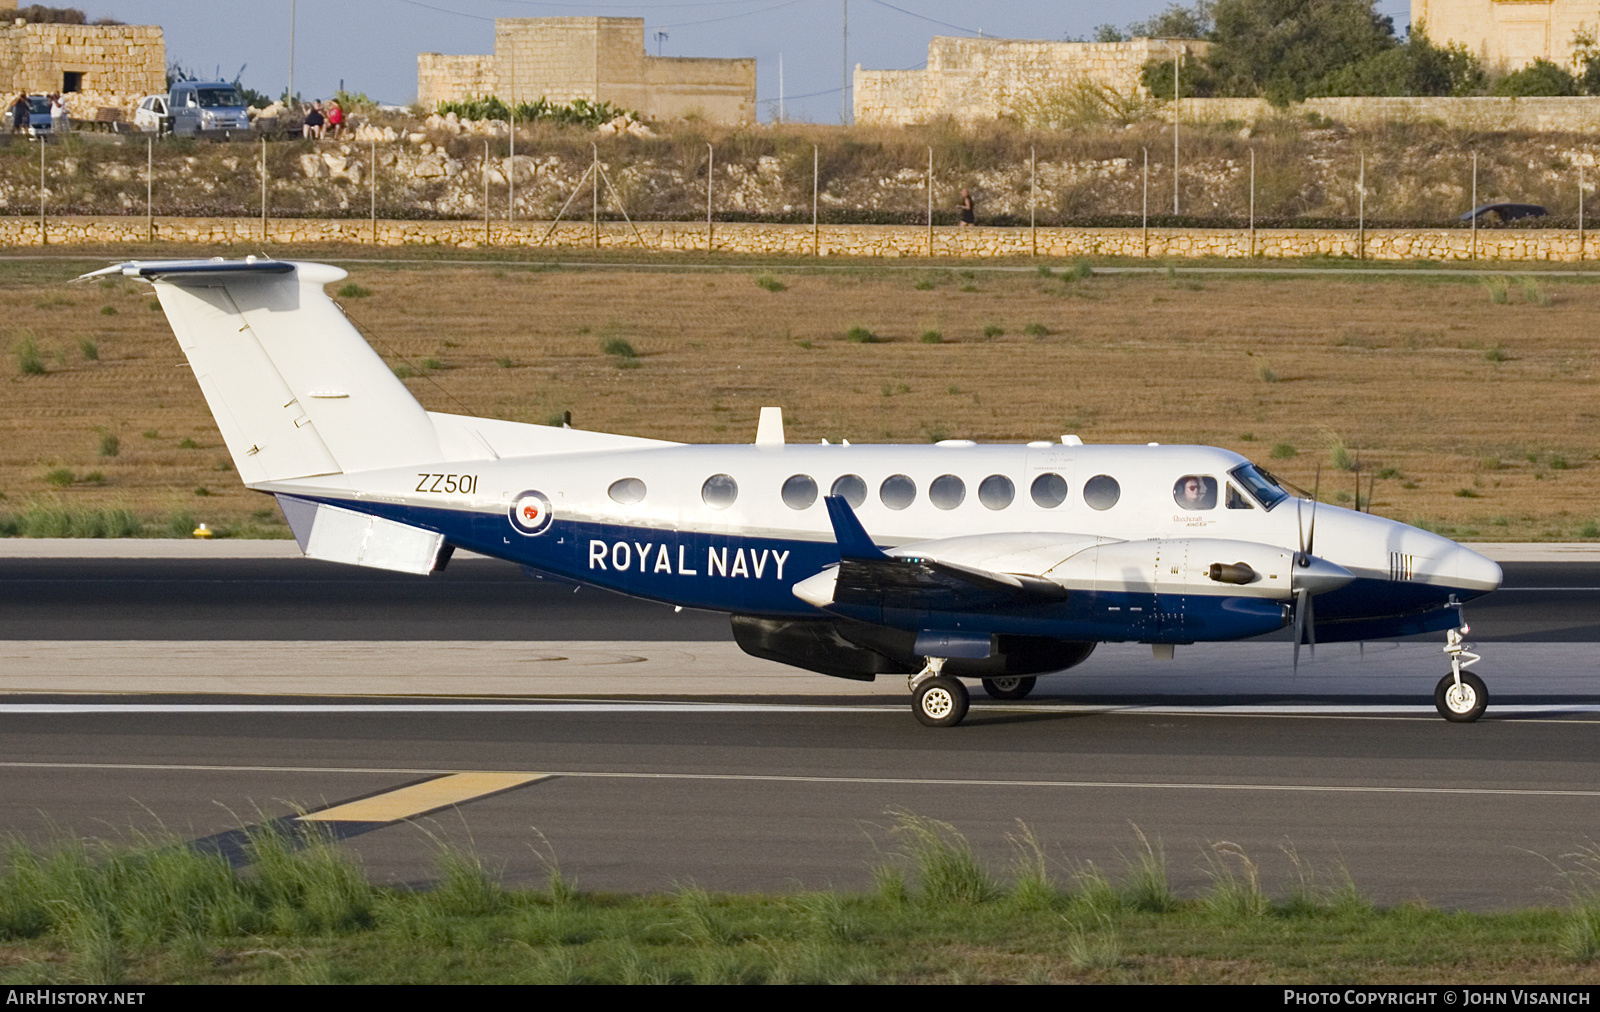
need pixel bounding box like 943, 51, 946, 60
415, 473, 479, 494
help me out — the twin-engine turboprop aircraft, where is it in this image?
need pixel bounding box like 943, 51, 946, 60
80, 258, 1504, 727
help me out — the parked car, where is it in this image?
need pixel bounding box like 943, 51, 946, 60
132, 93, 169, 134
167, 81, 249, 138
1460, 202, 1548, 225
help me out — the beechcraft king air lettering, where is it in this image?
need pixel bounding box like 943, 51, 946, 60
82, 258, 1504, 727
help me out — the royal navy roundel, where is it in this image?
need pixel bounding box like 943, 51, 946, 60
508, 489, 554, 536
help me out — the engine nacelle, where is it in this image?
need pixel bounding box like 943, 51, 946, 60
731, 615, 1096, 681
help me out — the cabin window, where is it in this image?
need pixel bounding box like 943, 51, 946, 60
831, 474, 867, 509
1083, 474, 1121, 510
608, 477, 646, 505
879, 474, 917, 510
782, 474, 818, 510
702, 473, 739, 510
1173, 475, 1218, 511
929, 474, 965, 510
1030, 472, 1068, 508
1226, 483, 1255, 509
978, 474, 1014, 510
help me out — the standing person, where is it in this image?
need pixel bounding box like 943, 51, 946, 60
302, 100, 324, 139
49, 92, 66, 133
325, 99, 344, 139
10, 93, 28, 135
959, 188, 975, 227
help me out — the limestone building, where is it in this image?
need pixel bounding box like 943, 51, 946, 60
0, 1, 165, 114
1414, 0, 1600, 70
855, 36, 1207, 126
419, 17, 755, 124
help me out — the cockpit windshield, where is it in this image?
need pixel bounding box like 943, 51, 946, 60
1230, 462, 1290, 511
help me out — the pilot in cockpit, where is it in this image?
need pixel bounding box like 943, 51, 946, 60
1174, 475, 1217, 510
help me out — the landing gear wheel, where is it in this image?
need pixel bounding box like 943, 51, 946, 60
1434, 671, 1488, 723
982, 675, 1037, 701
913, 675, 970, 728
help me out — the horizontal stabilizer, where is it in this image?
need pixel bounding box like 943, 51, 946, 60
278, 494, 450, 576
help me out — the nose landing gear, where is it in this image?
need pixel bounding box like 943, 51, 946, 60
910, 657, 969, 727
1434, 618, 1488, 723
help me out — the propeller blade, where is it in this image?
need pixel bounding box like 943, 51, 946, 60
1306, 590, 1316, 660
1306, 464, 1322, 558
1292, 588, 1307, 673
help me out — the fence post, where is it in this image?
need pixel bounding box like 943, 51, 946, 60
1248, 147, 1254, 259
260, 137, 268, 242
926, 145, 932, 259
484, 139, 491, 245
706, 143, 714, 252
39, 138, 45, 246
1580, 164, 1586, 263
1142, 147, 1148, 259
1471, 151, 1477, 261
592, 142, 599, 249
812, 144, 818, 257
146, 135, 153, 243
370, 135, 377, 244
1357, 152, 1365, 261
508, 105, 515, 234
1030, 145, 1036, 257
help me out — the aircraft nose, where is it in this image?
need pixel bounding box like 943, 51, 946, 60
1443, 543, 1502, 592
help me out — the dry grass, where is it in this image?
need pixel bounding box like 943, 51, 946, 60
2, 256, 1598, 539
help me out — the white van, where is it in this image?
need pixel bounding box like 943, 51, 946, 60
168, 81, 249, 138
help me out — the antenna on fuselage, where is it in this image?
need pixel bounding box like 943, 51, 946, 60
756, 407, 785, 445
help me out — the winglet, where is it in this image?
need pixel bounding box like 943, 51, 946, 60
824, 495, 888, 561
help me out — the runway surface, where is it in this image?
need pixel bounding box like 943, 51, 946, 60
2, 544, 1598, 909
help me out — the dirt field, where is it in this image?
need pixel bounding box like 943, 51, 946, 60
3, 253, 1597, 540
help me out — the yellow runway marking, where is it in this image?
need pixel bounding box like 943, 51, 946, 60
298, 771, 549, 823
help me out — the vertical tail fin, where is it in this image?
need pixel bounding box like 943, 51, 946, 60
82, 259, 442, 485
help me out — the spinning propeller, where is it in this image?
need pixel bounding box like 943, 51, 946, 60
1292, 465, 1323, 673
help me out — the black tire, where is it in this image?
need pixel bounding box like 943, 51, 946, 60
982, 675, 1037, 701
913, 675, 969, 728
1434, 671, 1488, 723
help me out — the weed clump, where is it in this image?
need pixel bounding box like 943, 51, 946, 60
919, 330, 943, 344
600, 337, 638, 359
1271, 443, 1297, 459
845, 326, 882, 344
337, 283, 372, 298
880, 809, 1001, 905
754, 273, 786, 293
13, 332, 45, 375
78, 338, 98, 362
97, 431, 119, 458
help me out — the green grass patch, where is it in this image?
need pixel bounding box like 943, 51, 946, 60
12, 332, 44, 376
754, 273, 786, 293
1, 817, 1597, 983
337, 283, 372, 298
919, 330, 943, 344
0, 505, 142, 538
845, 326, 883, 344
78, 338, 98, 362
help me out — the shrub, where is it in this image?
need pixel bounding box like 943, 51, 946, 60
600, 338, 637, 358
919, 330, 943, 344
177, 437, 199, 449
13, 333, 44, 375
1271, 443, 1297, 459
1484, 345, 1509, 362
1022, 323, 1050, 337
78, 338, 98, 361
43, 468, 75, 487
99, 305, 117, 316
754, 274, 786, 292
421, 357, 442, 370
845, 326, 882, 344
495, 356, 513, 368
393, 364, 416, 379
982, 324, 1005, 339
97, 431, 119, 458
337, 283, 372, 298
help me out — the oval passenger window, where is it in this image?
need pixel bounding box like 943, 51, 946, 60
608, 477, 646, 505
978, 474, 1014, 510
1030, 472, 1068, 508
701, 473, 739, 510
1083, 474, 1121, 511
929, 474, 966, 510
782, 474, 818, 510
830, 474, 867, 509
879, 474, 917, 510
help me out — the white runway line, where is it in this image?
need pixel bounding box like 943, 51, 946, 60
4, 759, 1600, 800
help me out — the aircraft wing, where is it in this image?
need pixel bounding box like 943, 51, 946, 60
797, 497, 1068, 612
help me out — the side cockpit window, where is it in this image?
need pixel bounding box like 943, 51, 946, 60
1173, 475, 1217, 510
1225, 483, 1255, 509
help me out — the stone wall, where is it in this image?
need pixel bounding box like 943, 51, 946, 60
1415, 0, 1594, 72
0, 22, 164, 116
416, 54, 497, 110
855, 36, 1207, 126
14, 214, 1597, 262
421, 17, 755, 124
1179, 94, 1600, 132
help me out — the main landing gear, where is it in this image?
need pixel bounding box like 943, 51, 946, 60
981, 675, 1037, 701
1434, 620, 1488, 722
910, 657, 969, 727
